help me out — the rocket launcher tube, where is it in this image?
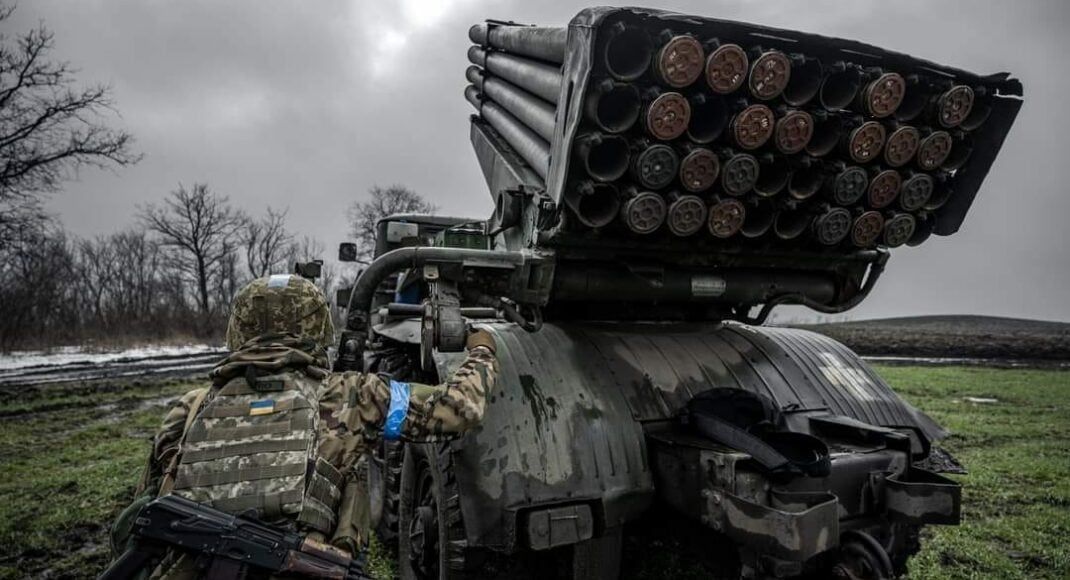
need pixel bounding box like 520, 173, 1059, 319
468, 23, 567, 64
465, 85, 550, 178
467, 46, 562, 103
566, 181, 621, 228
467, 67, 556, 142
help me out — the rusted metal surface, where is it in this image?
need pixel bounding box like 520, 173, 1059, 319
705, 43, 748, 94
731, 104, 775, 150
645, 92, 690, 140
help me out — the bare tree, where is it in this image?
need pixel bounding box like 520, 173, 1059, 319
241, 207, 292, 278
346, 185, 434, 265
0, 2, 140, 247
139, 184, 245, 327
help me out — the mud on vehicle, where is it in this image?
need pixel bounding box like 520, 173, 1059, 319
335, 7, 1021, 579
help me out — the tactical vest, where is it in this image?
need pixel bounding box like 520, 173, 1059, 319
170, 367, 343, 535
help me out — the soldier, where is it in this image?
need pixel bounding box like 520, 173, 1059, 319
110, 273, 498, 578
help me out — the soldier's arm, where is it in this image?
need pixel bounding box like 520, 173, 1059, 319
328, 329, 498, 442
138, 388, 206, 495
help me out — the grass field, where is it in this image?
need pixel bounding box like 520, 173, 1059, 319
1, 366, 1068, 579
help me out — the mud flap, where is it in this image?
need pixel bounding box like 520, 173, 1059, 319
708, 488, 839, 561
884, 468, 961, 525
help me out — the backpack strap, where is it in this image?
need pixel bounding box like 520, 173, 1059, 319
158, 387, 211, 497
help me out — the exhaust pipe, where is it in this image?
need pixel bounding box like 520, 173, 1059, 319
468, 23, 566, 64
467, 47, 562, 103
687, 93, 730, 143
585, 79, 641, 134
774, 204, 812, 240
783, 55, 823, 106
465, 85, 549, 178
645, 90, 691, 141
845, 119, 887, 163
565, 181, 621, 228
899, 173, 934, 211
936, 85, 975, 128
654, 32, 705, 88
812, 205, 853, 245
859, 71, 906, 118
705, 43, 749, 94
666, 192, 708, 237
754, 154, 789, 197
850, 210, 884, 247
916, 130, 954, 170
894, 75, 931, 122
805, 111, 843, 157
708, 196, 746, 238
819, 62, 862, 110
619, 188, 667, 235
883, 125, 921, 168
740, 198, 775, 238
603, 22, 652, 81
826, 164, 869, 205
575, 133, 630, 182
679, 147, 720, 193
787, 158, 824, 200
632, 141, 679, 190
882, 212, 916, 248
467, 67, 555, 141
774, 109, 814, 154
867, 168, 902, 209
719, 150, 761, 196
730, 103, 775, 150
747, 48, 791, 101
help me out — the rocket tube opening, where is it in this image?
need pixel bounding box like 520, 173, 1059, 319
861, 72, 906, 118
819, 66, 861, 110
679, 148, 720, 193
788, 165, 824, 200
774, 208, 811, 240
899, 173, 934, 211
577, 134, 630, 182
813, 207, 852, 245
882, 213, 916, 248
740, 199, 775, 238
937, 85, 975, 128
620, 191, 667, 234
783, 57, 823, 106
894, 81, 929, 122
567, 182, 621, 228
907, 214, 935, 246
720, 153, 760, 196
705, 44, 748, 94
667, 194, 708, 237
687, 94, 729, 143
961, 97, 992, 131
708, 197, 746, 238
605, 26, 652, 81
923, 180, 953, 211
850, 211, 884, 247
632, 144, 679, 190
805, 114, 842, 157
941, 136, 973, 170
754, 155, 789, 197
587, 83, 641, 134
829, 166, 868, 205
655, 35, 704, 88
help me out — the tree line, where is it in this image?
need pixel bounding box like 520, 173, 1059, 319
0, 3, 438, 351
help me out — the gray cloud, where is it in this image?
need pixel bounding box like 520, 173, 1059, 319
10, 0, 1070, 322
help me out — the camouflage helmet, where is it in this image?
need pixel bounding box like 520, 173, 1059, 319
226, 274, 335, 350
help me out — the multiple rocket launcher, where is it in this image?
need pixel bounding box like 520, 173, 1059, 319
465, 13, 1007, 251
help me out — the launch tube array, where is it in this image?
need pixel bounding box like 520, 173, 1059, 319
465, 18, 995, 249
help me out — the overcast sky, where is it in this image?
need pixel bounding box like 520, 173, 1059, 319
9, 0, 1070, 322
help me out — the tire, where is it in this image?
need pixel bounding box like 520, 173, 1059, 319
369, 439, 404, 550
398, 442, 474, 580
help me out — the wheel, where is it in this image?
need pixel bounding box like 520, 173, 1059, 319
398, 442, 474, 580
369, 439, 404, 550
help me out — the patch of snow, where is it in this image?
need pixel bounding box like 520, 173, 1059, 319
0, 344, 222, 371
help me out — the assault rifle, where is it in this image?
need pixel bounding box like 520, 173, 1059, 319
100, 495, 369, 580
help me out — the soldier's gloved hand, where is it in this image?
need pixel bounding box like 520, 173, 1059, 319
466, 327, 496, 354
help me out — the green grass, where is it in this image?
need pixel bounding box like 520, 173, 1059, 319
1, 367, 1067, 579
879, 366, 1070, 579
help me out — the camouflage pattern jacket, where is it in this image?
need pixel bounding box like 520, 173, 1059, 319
123, 333, 497, 560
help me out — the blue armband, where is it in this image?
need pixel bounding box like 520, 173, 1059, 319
384, 380, 411, 440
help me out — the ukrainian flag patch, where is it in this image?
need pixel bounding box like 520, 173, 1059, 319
249, 400, 275, 416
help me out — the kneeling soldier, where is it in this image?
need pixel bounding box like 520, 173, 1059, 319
111, 273, 497, 578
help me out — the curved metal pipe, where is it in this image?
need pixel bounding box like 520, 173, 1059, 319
469, 23, 567, 64
467, 46, 562, 103
467, 67, 556, 141
466, 86, 550, 178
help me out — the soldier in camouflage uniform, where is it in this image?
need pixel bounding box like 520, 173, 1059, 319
111, 273, 497, 578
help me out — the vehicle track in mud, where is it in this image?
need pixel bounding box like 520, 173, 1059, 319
0, 350, 225, 387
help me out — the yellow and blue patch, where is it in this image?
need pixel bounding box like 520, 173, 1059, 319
249, 399, 275, 416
